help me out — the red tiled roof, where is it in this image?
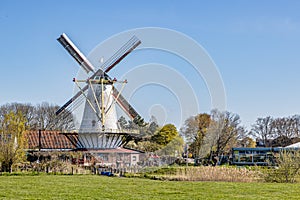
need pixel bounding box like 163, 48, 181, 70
25, 130, 76, 150
88, 148, 142, 154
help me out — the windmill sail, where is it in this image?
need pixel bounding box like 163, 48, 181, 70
102, 36, 141, 73
56, 85, 88, 116
112, 88, 139, 120
57, 33, 143, 149
57, 33, 95, 73
56, 34, 141, 117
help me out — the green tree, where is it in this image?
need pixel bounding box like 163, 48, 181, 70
133, 115, 147, 127
117, 116, 128, 129
123, 116, 160, 152
148, 116, 159, 135
131, 141, 162, 152
0, 111, 27, 172
151, 124, 178, 146
158, 135, 184, 156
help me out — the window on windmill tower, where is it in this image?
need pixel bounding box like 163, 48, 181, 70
92, 120, 96, 127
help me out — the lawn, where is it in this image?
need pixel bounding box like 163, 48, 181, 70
0, 175, 299, 200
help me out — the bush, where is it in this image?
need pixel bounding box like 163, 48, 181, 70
263, 149, 300, 183
263, 150, 300, 183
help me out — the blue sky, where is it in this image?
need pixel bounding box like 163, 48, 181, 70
1, 0, 300, 129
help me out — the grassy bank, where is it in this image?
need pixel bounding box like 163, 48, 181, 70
0, 175, 299, 199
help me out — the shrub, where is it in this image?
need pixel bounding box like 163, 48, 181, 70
263, 149, 300, 183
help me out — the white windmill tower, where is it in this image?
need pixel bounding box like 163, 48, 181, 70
56, 33, 144, 149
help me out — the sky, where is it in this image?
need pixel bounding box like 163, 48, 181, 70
1, 0, 300, 130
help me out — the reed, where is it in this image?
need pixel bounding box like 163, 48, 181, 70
156, 166, 262, 182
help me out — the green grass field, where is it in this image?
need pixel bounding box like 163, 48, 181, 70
0, 175, 299, 200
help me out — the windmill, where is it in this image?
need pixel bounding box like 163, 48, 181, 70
56, 33, 143, 149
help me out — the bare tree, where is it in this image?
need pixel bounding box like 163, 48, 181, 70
0, 102, 74, 131
292, 115, 300, 137
271, 116, 300, 147
32, 102, 74, 131
205, 109, 245, 156
251, 116, 274, 147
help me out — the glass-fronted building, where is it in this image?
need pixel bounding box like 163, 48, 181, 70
231, 147, 281, 165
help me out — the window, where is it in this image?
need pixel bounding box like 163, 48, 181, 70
132, 156, 137, 161
0, 134, 12, 142
98, 154, 108, 161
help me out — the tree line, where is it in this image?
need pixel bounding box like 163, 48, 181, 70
0, 102, 74, 131
180, 109, 300, 159
1, 102, 300, 166
0, 102, 184, 171
251, 115, 300, 147
0, 102, 75, 171
0, 102, 182, 155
